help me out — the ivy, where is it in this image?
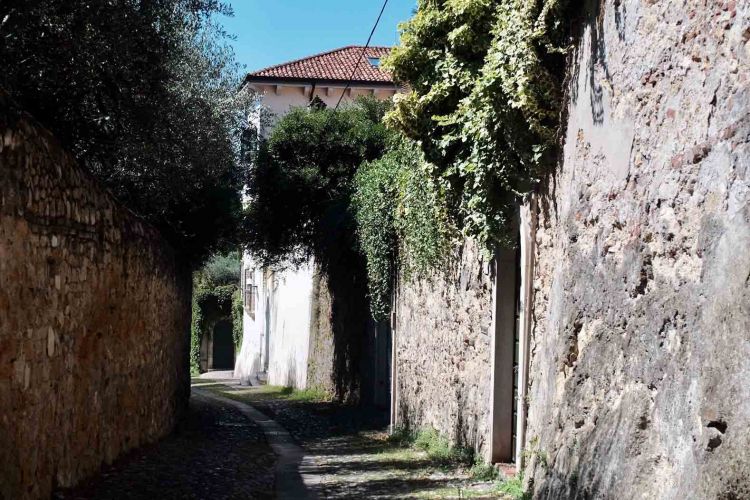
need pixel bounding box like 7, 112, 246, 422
232, 289, 243, 352
189, 252, 240, 373
353, 139, 451, 319
384, 0, 572, 250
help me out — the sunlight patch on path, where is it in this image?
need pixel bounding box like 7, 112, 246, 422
196, 379, 513, 499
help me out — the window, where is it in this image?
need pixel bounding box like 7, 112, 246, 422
243, 267, 257, 318
367, 57, 380, 67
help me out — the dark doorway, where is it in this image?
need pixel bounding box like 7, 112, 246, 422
212, 320, 234, 370
490, 238, 522, 463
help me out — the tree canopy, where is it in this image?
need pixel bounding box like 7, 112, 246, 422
242, 98, 392, 267
0, 0, 250, 263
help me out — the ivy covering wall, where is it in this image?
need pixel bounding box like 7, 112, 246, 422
384, 0, 572, 249
189, 252, 241, 374
353, 138, 451, 319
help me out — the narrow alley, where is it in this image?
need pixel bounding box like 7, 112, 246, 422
3, 1, 748, 499
54, 375, 515, 500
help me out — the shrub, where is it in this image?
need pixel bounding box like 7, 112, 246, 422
470, 460, 499, 481
413, 428, 473, 466
497, 473, 529, 500
242, 97, 392, 267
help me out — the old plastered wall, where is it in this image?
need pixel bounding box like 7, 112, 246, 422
525, 1, 750, 498
0, 92, 191, 499
393, 240, 495, 457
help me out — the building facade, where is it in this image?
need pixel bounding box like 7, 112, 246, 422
233, 46, 398, 389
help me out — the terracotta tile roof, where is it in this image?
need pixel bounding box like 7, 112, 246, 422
245, 46, 393, 84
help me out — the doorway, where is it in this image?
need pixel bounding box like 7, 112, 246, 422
212, 319, 235, 370
489, 204, 535, 466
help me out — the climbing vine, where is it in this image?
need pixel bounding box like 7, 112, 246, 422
232, 289, 243, 352
353, 138, 452, 319
384, 0, 572, 249
189, 252, 240, 373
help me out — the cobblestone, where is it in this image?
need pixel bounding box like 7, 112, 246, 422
53, 391, 275, 500
209, 383, 507, 499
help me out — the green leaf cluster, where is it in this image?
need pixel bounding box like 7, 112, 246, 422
242, 97, 392, 267
190, 251, 240, 373
352, 139, 451, 319
384, 0, 572, 249
1, 0, 251, 263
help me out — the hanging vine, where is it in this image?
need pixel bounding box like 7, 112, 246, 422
384, 0, 573, 250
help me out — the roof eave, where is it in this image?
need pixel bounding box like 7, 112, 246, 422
243, 75, 396, 89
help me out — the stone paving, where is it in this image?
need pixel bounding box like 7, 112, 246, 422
53, 386, 276, 500
53, 376, 511, 499
205, 380, 509, 499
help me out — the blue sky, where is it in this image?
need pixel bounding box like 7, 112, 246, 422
220, 0, 417, 73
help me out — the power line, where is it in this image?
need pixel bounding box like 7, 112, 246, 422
334, 0, 390, 110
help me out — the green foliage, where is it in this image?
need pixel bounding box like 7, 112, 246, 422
190, 251, 240, 372
232, 289, 243, 351
470, 460, 499, 481
243, 97, 393, 267
391, 427, 474, 466
1, 0, 250, 263
385, 0, 572, 250
286, 387, 332, 402
203, 251, 241, 286
353, 139, 451, 319
352, 148, 400, 320
387, 426, 417, 447
496, 473, 529, 500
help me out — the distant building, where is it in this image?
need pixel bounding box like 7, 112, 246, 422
234, 46, 398, 389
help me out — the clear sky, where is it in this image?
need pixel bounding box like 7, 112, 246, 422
220, 0, 417, 74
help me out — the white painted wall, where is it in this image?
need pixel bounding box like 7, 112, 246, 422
265, 261, 314, 388
234, 256, 264, 383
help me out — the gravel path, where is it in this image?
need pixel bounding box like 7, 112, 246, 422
53, 391, 276, 500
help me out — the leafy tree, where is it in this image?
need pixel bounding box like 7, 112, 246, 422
0, 0, 250, 263
242, 97, 392, 267
385, 0, 572, 249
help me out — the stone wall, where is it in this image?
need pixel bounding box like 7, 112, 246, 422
525, 1, 750, 498
0, 91, 191, 499
307, 268, 337, 395
393, 240, 495, 457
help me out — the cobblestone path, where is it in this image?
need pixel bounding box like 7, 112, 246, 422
205, 380, 509, 499
53, 377, 510, 499
53, 389, 276, 500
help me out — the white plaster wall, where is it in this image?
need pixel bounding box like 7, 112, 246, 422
234, 254, 264, 383
265, 262, 315, 388
255, 84, 396, 124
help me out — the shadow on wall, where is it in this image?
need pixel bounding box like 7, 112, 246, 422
285, 357, 298, 388
325, 243, 371, 403
542, 0, 611, 225
311, 202, 373, 404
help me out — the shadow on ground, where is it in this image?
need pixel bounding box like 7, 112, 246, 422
207, 381, 507, 499
53, 391, 275, 500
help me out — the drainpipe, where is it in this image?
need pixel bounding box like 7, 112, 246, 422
389, 278, 398, 433
516, 194, 538, 469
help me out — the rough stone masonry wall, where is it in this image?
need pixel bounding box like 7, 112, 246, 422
393, 240, 495, 457
525, 1, 750, 498
0, 92, 191, 499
